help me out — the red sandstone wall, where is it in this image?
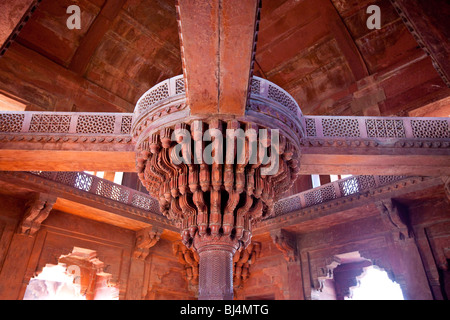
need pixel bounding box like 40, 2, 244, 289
0, 194, 194, 300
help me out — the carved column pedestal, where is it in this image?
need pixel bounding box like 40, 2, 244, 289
194, 235, 239, 300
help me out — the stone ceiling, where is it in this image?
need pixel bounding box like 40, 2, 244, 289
0, 0, 448, 116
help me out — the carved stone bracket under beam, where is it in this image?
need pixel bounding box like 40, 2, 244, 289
376, 198, 412, 241
270, 229, 297, 262
133, 226, 163, 260
18, 193, 56, 236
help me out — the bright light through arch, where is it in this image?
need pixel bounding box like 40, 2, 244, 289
346, 266, 404, 300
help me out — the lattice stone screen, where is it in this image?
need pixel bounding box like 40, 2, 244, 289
272, 175, 410, 217
0, 114, 24, 132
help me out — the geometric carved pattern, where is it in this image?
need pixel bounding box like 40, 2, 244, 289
274, 195, 302, 216
131, 193, 159, 212
378, 175, 406, 185
411, 120, 449, 139
74, 172, 93, 191
29, 114, 71, 133
76, 115, 115, 134
54, 172, 79, 186
95, 180, 130, 203
138, 82, 169, 113
120, 116, 133, 134
338, 175, 376, 196
366, 119, 405, 138
175, 77, 185, 95
250, 78, 260, 95
0, 113, 24, 132
322, 118, 360, 137
304, 184, 336, 207
306, 118, 316, 137
268, 84, 298, 114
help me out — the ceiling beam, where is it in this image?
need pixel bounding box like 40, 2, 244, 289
0, 0, 39, 57
175, 0, 260, 115
323, 0, 370, 81
68, 0, 127, 76
390, 0, 450, 87
0, 43, 133, 112
0, 139, 448, 176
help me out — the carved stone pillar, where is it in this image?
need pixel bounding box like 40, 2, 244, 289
131, 2, 303, 300
195, 236, 238, 300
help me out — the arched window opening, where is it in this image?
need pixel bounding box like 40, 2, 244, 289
345, 266, 404, 300
23, 247, 119, 300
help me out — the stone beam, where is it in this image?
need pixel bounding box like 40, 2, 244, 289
0, 171, 179, 235
175, 0, 260, 115
68, 0, 127, 75
323, 0, 369, 81
390, 0, 450, 87
0, 111, 135, 171
0, 0, 39, 56
0, 110, 448, 175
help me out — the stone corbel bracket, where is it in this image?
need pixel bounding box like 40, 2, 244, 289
376, 198, 412, 241
270, 229, 297, 262
133, 226, 163, 260
172, 241, 200, 285
18, 193, 56, 236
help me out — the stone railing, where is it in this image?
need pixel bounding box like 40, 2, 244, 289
0, 111, 133, 136
29, 171, 161, 215
273, 175, 409, 217
303, 115, 449, 140
131, 75, 305, 141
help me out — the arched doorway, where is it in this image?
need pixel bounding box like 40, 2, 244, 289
312, 251, 404, 300
23, 247, 119, 300
345, 265, 404, 300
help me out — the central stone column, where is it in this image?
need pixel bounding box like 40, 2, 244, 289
132, 117, 302, 299
131, 0, 304, 301
195, 235, 239, 300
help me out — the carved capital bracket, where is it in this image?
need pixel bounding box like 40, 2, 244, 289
133, 226, 163, 260
172, 240, 200, 286
18, 193, 56, 236
233, 242, 261, 289
376, 198, 412, 241
270, 229, 297, 262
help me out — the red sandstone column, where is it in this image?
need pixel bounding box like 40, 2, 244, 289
195, 236, 239, 300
